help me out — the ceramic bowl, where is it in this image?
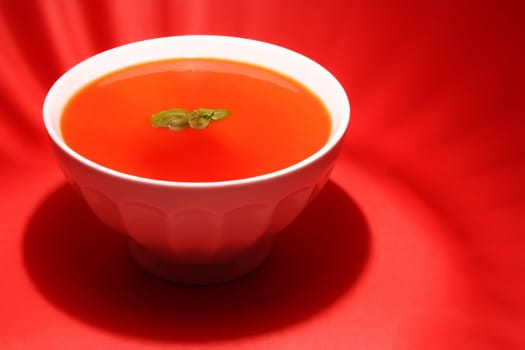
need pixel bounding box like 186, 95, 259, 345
43, 35, 350, 284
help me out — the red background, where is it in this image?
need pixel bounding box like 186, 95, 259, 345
1, 0, 524, 349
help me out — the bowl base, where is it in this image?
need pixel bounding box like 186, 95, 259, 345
128, 239, 272, 285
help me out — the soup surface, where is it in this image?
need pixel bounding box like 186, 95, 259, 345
61, 58, 331, 182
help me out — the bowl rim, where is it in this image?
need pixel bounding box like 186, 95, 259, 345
43, 35, 350, 189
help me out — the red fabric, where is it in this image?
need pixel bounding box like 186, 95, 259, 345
1, 0, 524, 349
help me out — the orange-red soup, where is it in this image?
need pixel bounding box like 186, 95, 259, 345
61, 58, 331, 182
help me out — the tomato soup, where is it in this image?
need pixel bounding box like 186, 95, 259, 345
61, 58, 331, 182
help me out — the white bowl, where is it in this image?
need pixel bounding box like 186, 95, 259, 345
43, 35, 350, 284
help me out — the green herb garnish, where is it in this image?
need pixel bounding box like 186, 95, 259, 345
151, 108, 230, 130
